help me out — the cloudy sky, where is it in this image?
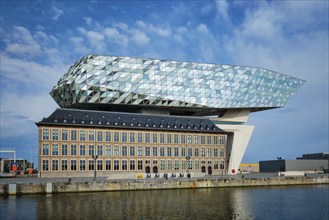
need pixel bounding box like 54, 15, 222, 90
0, 0, 328, 167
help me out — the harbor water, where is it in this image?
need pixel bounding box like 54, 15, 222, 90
1, 185, 328, 219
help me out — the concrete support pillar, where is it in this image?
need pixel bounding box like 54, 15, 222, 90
46, 182, 52, 194
9, 184, 16, 195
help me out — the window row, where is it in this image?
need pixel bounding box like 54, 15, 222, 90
42, 159, 225, 172
42, 129, 226, 145
42, 144, 225, 158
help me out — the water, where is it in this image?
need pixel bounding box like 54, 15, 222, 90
1, 185, 328, 219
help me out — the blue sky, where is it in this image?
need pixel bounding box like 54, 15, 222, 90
0, 0, 328, 168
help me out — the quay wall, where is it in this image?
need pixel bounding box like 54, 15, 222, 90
1, 176, 329, 196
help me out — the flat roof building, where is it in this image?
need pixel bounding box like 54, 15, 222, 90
37, 55, 304, 178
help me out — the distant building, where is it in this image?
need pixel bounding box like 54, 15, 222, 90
0, 158, 33, 173
259, 153, 329, 173
36, 55, 304, 178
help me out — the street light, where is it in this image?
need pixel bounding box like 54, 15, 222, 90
91, 154, 98, 181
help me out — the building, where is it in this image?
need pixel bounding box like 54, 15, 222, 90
36, 55, 304, 178
259, 153, 329, 173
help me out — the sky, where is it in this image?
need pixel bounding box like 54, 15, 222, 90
0, 0, 328, 168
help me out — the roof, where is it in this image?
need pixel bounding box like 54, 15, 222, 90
36, 108, 224, 133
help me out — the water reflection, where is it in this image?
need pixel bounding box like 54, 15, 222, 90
1, 185, 328, 219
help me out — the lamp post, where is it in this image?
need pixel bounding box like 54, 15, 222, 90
91, 154, 98, 181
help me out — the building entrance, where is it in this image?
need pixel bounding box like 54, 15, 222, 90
208, 166, 212, 175
153, 166, 158, 173
201, 166, 206, 173
145, 166, 150, 173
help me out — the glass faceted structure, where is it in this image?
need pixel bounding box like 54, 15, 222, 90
50, 55, 304, 116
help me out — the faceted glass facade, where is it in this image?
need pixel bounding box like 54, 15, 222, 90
51, 55, 304, 114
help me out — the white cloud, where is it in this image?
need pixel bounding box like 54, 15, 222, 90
215, 0, 230, 21
131, 29, 150, 45
51, 6, 64, 21
104, 27, 129, 46
83, 17, 93, 25
5, 26, 42, 58
196, 23, 208, 34
86, 30, 104, 42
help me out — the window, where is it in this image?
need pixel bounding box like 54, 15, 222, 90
62, 145, 68, 155
160, 134, 165, 143
52, 160, 58, 171
80, 145, 85, 156
181, 135, 186, 144
174, 147, 179, 157
138, 133, 143, 143
106, 160, 111, 170
114, 146, 119, 156
145, 133, 150, 143
97, 160, 103, 170
187, 135, 192, 144
130, 146, 135, 156
122, 132, 127, 142
88, 145, 95, 156
201, 148, 205, 157
106, 145, 111, 156
167, 160, 172, 170
201, 136, 205, 145
130, 133, 135, 142
137, 146, 142, 156
88, 131, 94, 141
97, 145, 103, 156
160, 160, 165, 170
152, 134, 157, 143
145, 147, 150, 156
80, 130, 86, 141
181, 160, 186, 170
181, 148, 186, 157
122, 146, 127, 156
71, 130, 77, 141
213, 136, 218, 145
188, 147, 192, 157
62, 160, 68, 171
62, 130, 68, 140
174, 134, 178, 144
42, 160, 49, 171
122, 160, 128, 170
174, 160, 179, 170
195, 160, 199, 169
89, 160, 94, 170
152, 147, 158, 157
214, 148, 218, 157
106, 131, 111, 142
207, 148, 212, 157
160, 147, 165, 157
167, 134, 171, 143
137, 160, 143, 170
114, 160, 119, 170
80, 160, 85, 170
130, 160, 135, 170
114, 132, 119, 142
52, 129, 59, 140
42, 129, 49, 140
52, 144, 59, 156
71, 160, 77, 170
71, 145, 77, 156
43, 144, 49, 155
214, 161, 219, 169
220, 148, 225, 157
220, 136, 225, 145
167, 147, 172, 157
188, 160, 192, 169
207, 136, 211, 145
97, 131, 102, 142
194, 148, 199, 157
194, 135, 198, 144
220, 160, 225, 169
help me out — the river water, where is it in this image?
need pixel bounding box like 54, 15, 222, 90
1, 185, 328, 219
